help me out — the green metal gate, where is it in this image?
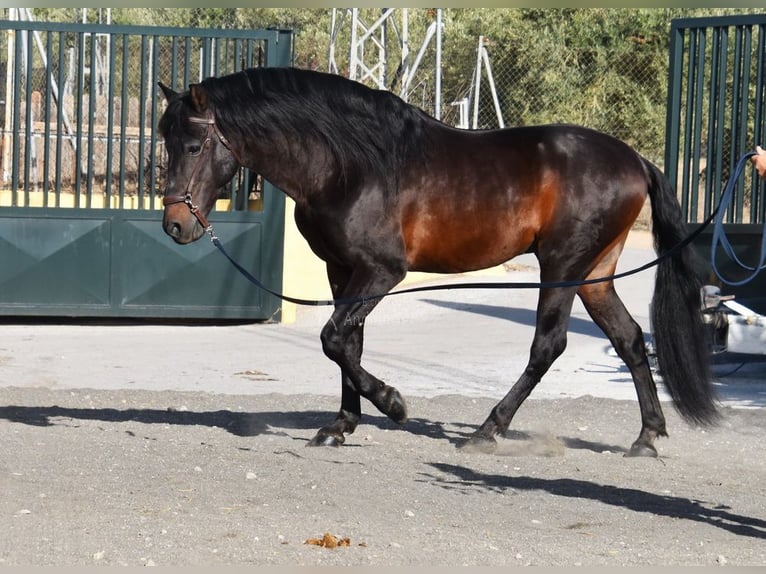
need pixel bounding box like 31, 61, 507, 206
0, 20, 292, 319
665, 13, 766, 312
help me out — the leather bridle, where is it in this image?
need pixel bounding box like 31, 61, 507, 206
162, 111, 241, 232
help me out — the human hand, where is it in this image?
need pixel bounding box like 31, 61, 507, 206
752, 145, 766, 180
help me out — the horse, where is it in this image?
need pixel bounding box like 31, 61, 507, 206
157, 66, 718, 457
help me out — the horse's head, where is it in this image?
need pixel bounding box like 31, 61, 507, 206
158, 81, 240, 244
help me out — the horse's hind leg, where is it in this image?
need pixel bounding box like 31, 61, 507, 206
464, 285, 579, 453
577, 281, 667, 457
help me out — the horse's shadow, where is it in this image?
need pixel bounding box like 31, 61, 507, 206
0, 403, 627, 453
0, 404, 336, 440
421, 462, 766, 540
0, 404, 453, 442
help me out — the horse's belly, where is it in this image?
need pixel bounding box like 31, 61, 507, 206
403, 221, 535, 273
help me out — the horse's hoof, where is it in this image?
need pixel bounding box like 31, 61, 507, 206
625, 442, 658, 458
458, 434, 498, 454
306, 431, 344, 447
383, 387, 408, 425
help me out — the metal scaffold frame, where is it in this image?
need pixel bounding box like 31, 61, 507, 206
328, 8, 443, 120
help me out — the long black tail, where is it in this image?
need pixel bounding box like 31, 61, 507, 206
643, 158, 719, 426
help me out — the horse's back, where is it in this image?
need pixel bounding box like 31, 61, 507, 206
398, 123, 648, 274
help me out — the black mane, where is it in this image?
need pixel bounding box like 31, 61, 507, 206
199, 67, 430, 192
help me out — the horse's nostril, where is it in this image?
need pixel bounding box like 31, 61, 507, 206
167, 222, 182, 238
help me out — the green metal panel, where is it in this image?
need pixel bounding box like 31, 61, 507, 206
0, 189, 284, 319
0, 213, 110, 308
666, 14, 766, 225
666, 15, 766, 313
0, 21, 292, 320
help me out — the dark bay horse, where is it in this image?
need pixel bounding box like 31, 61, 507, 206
157, 67, 718, 457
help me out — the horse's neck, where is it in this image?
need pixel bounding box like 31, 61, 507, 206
241, 138, 337, 204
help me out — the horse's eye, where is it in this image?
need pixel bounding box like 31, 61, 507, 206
186, 144, 201, 155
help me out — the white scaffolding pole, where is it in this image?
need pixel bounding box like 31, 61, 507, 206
472, 36, 504, 129
18, 8, 78, 153
328, 8, 442, 117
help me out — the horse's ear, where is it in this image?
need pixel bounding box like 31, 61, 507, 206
158, 82, 177, 102
189, 84, 209, 113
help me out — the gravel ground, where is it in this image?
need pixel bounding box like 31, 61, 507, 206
1, 387, 764, 567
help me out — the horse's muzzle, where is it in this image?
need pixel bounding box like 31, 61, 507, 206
163, 207, 205, 244
162, 193, 210, 244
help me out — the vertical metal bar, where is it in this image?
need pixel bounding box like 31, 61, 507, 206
137, 35, 148, 205
689, 29, 707, 222
664, 22, 685, 212
74, 31, 85, 204
233, 37, 242, 72
219, 36, 224, 77
1, 20, 13, 190
11, 26, 22, 206
233, 37, 245, 210
753, 25, 766, 224
148, 34, 160, 211
119, 34, 129, 207
247, 38, 255, 68
739, 25, 754, 223
714, 27, 728, 222
105, 32, 116, 205
24, 29, 33, 204
684, 28, 696, 220
55, 31, 65, 207
201, 36, 211, 80
86, 29, 97, 207
233, 37, 245, 211
704, 27, 722, 219
680, 28, 698, 221
184, 36, 191, 88
170, 36, 178, 88
730, 25, 745, 222
43, 30, 53, 207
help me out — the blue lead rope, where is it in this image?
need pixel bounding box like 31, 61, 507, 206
710, 151, 763, 286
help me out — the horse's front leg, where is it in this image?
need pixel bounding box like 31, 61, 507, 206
308, 266, 407, 447
306, 263, 364, 447
306, 328, 363, 447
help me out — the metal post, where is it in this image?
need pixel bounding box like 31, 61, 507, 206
349, 8, 359, 81
435, 9, 442, 121
472, 36, 483, 129
2, 9, 16, 183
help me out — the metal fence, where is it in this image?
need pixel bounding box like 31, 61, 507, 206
665, 14, 766, 225
0, 17, 292, 319
0, 13, 287, 213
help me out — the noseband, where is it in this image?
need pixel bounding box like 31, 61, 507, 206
162, 111, 240, 232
